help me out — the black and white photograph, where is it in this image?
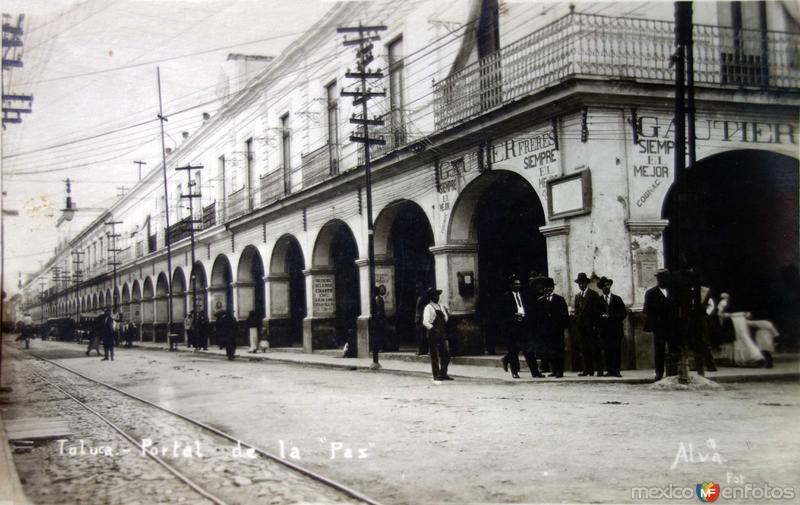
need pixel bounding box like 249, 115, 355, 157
1, 0, 799, 503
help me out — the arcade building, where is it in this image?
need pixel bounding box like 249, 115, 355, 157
21, 0, 800, 369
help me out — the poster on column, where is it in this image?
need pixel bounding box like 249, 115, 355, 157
375, 269, 394, 314
312, 275, 335, 316
210, 292, 226, 314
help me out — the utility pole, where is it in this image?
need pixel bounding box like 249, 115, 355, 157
338, 22, 387, 368
105, 220, 122, 312
673, 1, 695, 385
116, 186, 128, 198
176, 163, 203, 325
156, 66, 174, 337
2, 14, 34, 128
134, 160, 146, 181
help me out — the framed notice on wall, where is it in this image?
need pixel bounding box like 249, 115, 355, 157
546, 169, 592, 219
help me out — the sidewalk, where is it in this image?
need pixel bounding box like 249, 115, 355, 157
132, 341, 800, 384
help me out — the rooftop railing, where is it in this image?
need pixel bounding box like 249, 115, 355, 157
433, 11, 800, 130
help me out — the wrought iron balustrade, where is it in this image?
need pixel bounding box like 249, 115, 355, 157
226, 187, 248, 219
166, 216, 193, 245
301, 143, 340, 188
260, 169, 286, 207
202, 202, 216, 229
434, 11, 800, 130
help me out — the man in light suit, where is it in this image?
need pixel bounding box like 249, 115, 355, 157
597, 277, 627, 377
644, 269, 679, 381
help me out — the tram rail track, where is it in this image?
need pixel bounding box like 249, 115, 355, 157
12, 346, 383, 505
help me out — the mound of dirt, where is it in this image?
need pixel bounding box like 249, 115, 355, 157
648, 374, 724, 391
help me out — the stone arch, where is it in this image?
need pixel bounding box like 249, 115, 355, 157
121, 283, 131, 321
210, 254, 234, 316
236, 245, 265, 321
662, 149, 799, 343
189, 261, 208, 317
373, 199, 435, 350
131, 280, 142, 325
268, 234, 307, 347
309, 220, 360, 349
446, 170, 549, 354
172, 267, 187, 323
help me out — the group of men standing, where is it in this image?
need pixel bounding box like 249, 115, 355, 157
499, 272, 628, 379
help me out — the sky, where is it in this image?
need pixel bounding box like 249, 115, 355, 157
1, 0, 334, 295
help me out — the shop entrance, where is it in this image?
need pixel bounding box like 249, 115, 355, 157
663, 150, 799, 323
459, 171, 548, 352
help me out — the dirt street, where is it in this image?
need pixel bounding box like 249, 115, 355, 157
5, 339, 800, 504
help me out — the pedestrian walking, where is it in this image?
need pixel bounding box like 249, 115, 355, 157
644, 269, 679, 381
185, 310, 195, 349
414, 282, 429, 356
21, 314, 34, 349
422, 288, 452, 381
371, 285, 387, 362
215, 310, 238, 360
597, 277, 627, 377
125, 320, 135, 348
86, 314, 103, 356
574, 272, 602, 376
247, 310, 261, 353
500, 276, 533, 379
531, 277, 570, 378
101, 308, 115, 361
197, 311, 209, 350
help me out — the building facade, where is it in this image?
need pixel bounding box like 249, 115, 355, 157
21, 0, 800, 368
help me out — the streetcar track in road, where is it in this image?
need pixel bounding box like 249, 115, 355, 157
20, 347, 384, 505
26, 368, 226, 505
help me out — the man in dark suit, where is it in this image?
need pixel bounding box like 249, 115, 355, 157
531, 277, 570, 378
644, 269, 679, 381
501, 276, 537, 378
101, 308, 115, 361
597, 277, 627, 377
573, 272, 602, 376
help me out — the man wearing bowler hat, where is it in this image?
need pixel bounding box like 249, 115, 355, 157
422, 288, 452, 381
644, 269, 679, 381
531, 276, 570, 378
573, 272, 602, 376
597, 277, 627, 377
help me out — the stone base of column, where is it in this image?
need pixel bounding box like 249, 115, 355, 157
266, 318, 302, 348
302, 317, 339, 353
154, 323, 169, 343
356, 316, 369, 359
142, 323, 154, 341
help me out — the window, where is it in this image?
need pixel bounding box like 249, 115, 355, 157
245, 137, 253, 208
217, 155, 226, 210
176, 183, 183, 220
281, 113, 291, 194
721, 1, 768, 86
387, 37, 405, 142
325, 81, 340, 174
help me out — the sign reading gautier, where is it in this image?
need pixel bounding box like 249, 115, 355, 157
628, 111, 798, 219
312, 275, 335, 316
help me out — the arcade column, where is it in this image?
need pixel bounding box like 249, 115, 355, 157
302, 269, 336, 353
626, 219, 669, 370
354, 257, 395, 358
429, 244, 482, 355
540, 223, 573, 369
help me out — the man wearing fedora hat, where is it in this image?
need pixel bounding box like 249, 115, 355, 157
531, 277, 570, 378
422, 287, 452, 381
644, 268, 679, 381
573, 272, 602, 376
598, 277, 628, 377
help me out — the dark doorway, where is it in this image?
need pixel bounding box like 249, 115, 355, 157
332, 226, 360, 347
475, 172, 548, 348
389, 203, 434, 350
663, 150, 799, 320
286, 239, 306, 346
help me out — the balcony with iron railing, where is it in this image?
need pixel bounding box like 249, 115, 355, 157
357, 112, 409, 165
227, 187, 249, 219
260, 168, 287, 207
433, 11, 800, 130
301, 143, 340, 188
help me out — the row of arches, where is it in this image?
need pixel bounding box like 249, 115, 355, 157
44, 150, 800, 353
